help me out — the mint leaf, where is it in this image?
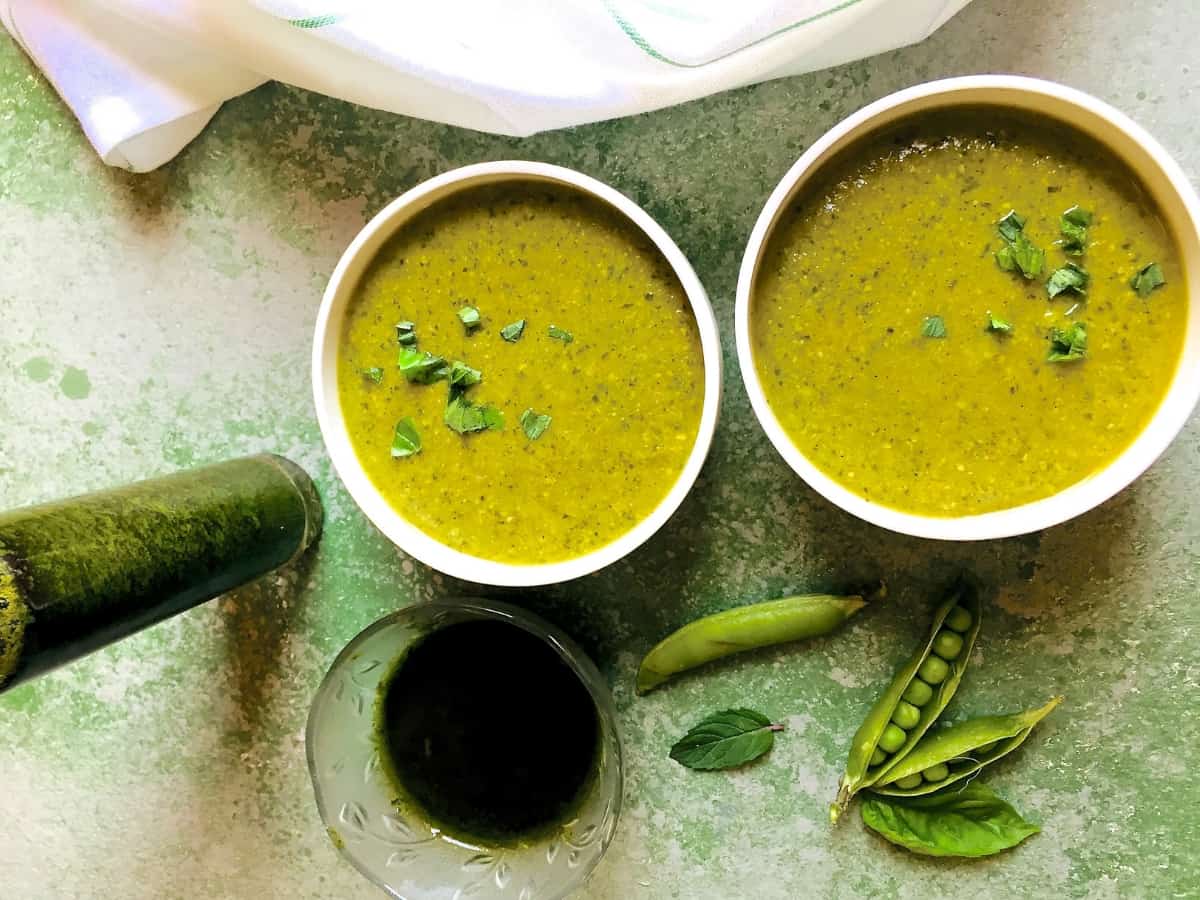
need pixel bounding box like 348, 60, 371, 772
448, 361, 482, 388
444, 393, 503, 434
985, 314, 1013, 335
1130, 262, 1165, 298
994, 212, 1044, 278
1008, 234, 1044, 278
669, 708, 783, 771
520, 408, 552, 441
1046, 262, 1089, 298
395, 321, 417, 346
997, 210, 1026, 243
1047, 322, 1087, 362
1058, 205, 1092, 256
921, 315, 947, 339
458, 306, 481, 331
861, 783, 1040, 858
500, 319, 526, 342
361, 366, 385, 384
390, 418, 421, 458
548, 325, 574, 344
397, 348, 449, 384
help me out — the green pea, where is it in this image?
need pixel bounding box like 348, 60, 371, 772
870, 748, 887, 767
890, 700, 920, 730
944, 605, 972, 633
931, 629, 964, 660
894, 773, 923, 790
977, 740, 999, 754
917, 655, 950, 684
922, 763, 950, 782
877, 724, 907, 754
902, 678, 934, 707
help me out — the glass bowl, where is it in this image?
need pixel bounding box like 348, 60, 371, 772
305, 599, 623, 900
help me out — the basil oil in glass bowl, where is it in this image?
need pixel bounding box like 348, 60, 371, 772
306, 599, 622, 899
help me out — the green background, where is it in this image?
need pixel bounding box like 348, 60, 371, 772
1, 1, 1197, 897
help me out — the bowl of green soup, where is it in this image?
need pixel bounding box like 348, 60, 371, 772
737, 75, 1200, 540
314, 162, 721, 585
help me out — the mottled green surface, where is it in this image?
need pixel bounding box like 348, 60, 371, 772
1, 2, 1198, 897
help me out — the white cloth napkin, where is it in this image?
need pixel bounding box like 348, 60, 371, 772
2, 0, 972, 172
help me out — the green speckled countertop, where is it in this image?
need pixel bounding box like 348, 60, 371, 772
1, 2, 1198, 897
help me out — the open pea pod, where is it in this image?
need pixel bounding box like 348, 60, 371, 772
869, 696, 1063, 797
830, 582, 981, 823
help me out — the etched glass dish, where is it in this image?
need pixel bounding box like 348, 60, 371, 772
306, 599, 622, 900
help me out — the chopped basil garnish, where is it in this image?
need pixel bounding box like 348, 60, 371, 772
1130, 262, 1165, 298
397, 347, 449, 384
361, 366, 385, 384
520, 408, 552, 441
458, 306, 481, 331
1046, 262, 1089, 299
444, 393, 503, 434
390, 417, 421, 457
997, 210, 1026, 243
985, 314, 1013, 335
1047, 322, 1087, 362
548, 325, 574, 344
500, 319, 526, 342
448, 361, 482, 388
994, 211, 1045, 279
395, 321, 417, 346
1058, 206, 1092, 256
921, 315, 947, 339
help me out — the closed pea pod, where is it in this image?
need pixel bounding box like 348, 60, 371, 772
870, 696, 1063, 798
830, 582, 982, 823
636, 588, 880, 694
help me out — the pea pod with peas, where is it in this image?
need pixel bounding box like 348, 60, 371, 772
830, 582, 982, 822
870, 696, 1063, 797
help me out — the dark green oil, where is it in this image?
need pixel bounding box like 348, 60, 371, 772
377, 619, 600, 846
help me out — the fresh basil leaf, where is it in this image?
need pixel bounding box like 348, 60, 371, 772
669, 708, 783, 771
985, 314, 1013, 335
1008, 233, 1045, 278
994, 212, 1044, 278
444, 393, 503, 434
1047, 321, 1087, 362
921, 315, 947, 339
520, 408, 552, 441
361, 366, 385, 384
996, 210, 1026, 243
397, 348, 449, 384
448, 361, 482, 388
500, 319, 526, 342
861, 783, 1040, 858
1046, 262, 1089, 298
1058, 206, 1092, 256
395, 321, 417, 346
458, 306, 481, 331
390, 417, 421, 458
548, 325, 574, 344
1130, 262, 1165, 298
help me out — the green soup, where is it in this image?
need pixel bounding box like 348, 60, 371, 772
752, 110, 1188, 516
338, 182, 705, 564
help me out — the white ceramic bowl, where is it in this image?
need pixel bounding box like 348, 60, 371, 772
736, 75, 1200, 541
314, 162, 721, 586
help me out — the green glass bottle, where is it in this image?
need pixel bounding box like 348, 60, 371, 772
0, 454, 322, 693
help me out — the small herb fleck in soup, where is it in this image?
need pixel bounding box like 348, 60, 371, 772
752, 110, 1187, 516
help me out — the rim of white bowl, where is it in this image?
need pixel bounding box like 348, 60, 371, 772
314, 161, 722, 586
735, 75, 1200, 541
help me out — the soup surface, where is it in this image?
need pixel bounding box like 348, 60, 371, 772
339, 182, 705, 563
752, 111, 1187, 516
